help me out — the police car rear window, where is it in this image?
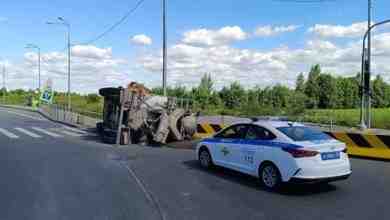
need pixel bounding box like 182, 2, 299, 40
277, 126, 332, 141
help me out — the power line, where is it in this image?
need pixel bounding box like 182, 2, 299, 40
80, 0, 147, 45
49, 0, 146, 53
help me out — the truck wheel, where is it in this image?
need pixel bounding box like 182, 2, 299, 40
168, 108, 186, 141
96, 122, 103, 135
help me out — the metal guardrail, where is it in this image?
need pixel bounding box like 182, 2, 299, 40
39, 104, 102, 128
72, 108, 102, 119
168, 97, 193, 110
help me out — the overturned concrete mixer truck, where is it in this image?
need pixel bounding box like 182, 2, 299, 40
96, 82, 197, 145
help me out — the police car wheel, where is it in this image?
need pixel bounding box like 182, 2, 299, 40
199, 149, 212, 168
260, 163, 281, 190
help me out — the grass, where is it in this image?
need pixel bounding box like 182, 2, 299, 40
200, 105, 390, 129
0, 94, 31, 106
0, 93, 103, 119
303, 108, 390, 129
53, 94, 103, 118
2, 93, 389, 129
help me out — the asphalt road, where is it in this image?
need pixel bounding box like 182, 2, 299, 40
1, 107, 390, 220
0, 107, 161, 220
119, 144, 390, 220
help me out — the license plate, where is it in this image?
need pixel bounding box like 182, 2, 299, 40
321, 152, 340, 160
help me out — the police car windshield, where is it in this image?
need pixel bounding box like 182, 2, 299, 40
277, 126, 332, 142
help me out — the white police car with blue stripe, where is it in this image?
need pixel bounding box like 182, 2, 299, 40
196, 120, 352, 190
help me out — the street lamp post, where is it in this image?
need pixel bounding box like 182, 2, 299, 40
25, 44, 41, 91
47, 17, 71, 111
359, 19, 390, 129
2, 63, 5, 104
162, 0, 167, 96
367, 0, 372, 128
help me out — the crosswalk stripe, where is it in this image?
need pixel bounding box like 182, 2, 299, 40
59, 130, 83, 137
31, 127, 63, 138
0, 128, 19, 139
62, 126, 88, 134
14, 128, 42, 138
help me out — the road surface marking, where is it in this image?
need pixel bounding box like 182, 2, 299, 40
14, 128, 42, 138
31, 127, 63, 138
58, 130, 83, 137
121, 162, 167, 220
0, 108, 44, 121
62, 126, 96, 137
0, 128, 19, 139
62, 126, 88, 134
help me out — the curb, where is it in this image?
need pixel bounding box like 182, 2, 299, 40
0, 104, 93, 130
0, 104, 37, 113
36, 109, 83, 129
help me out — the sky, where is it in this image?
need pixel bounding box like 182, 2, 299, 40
0, 0, 390, 93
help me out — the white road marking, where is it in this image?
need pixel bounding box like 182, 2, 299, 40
14, 128, 42, 138
0, 128, 19, 139
31, 127, 63, 138
62, 126, 88, 134
58, 130, 83, 137
121, 162, 167, 220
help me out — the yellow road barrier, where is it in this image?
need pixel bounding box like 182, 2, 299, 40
194, 123, 390, 160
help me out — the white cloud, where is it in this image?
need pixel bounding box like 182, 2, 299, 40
138, 44, 292, 88
138, 30, 390, 89
11, 45, 132, 93
306, 40, 337, 51
254, 25, 300, 37
372, 33, 390, 56
308, 21, 368, 38
182, 26, 247, 46
71, 45, 112, 59
131, 34, 153, 46
9, 23, 390, 93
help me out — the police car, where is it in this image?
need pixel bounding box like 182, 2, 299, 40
196, 120, 352, 190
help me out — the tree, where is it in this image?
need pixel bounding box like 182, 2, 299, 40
372, 75, 388, 108
0, 87, 6, 96
304, 64, 321, 108
247, 88, 260, 106
261, 87, 276, 106
270, 84, 290, 108
295, 73, 305, 93
86, 94, 100, 103
219, 82, 246, 109
151, 87, 163, 95
14, 89, 26, 96
169, 86, 189, 98
287, 91, 308, 116
334, 76, 360, 109
199, 73, 213, 93
208, 91, 222, 106
317, 74, 336, 108
193, 73, 214, 108
386, 85, 390, 108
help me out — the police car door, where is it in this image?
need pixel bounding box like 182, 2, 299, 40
240, 125, 277, 174
214, 124, 248, 169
